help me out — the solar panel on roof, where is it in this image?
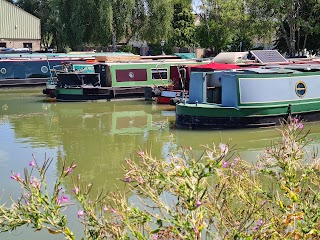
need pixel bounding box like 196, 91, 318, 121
250, 50, 288, 63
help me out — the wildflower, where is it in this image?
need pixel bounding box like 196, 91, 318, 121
219, 143, 228, 154
196, 200, 201, 208
61, 194, 69, 203
138, 151, 144, 156
65, 167, 74, 175
125, 176, 131, 182
234, 157, 239, 163
77, 210, 84, 218
28, 160, 35, 167
261, 200, 267, 206
153, 235, 159, 239
298, 123, 304, 129
222, 161, 229, 168
294, 118, 299, 124
230, 163, 235, 168
72, 186, 79, 195
110, 209, 116, 214
103, 205, 108, 212
193, 227, 199, 234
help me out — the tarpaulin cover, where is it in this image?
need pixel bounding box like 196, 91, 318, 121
192, 62, 241, 70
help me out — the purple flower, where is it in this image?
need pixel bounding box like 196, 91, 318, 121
298, 123, 304, 129
138, 151, 144, 156
257, 218, 263, 226
77, 210, 84, 218
193, 227, 199, 233
153, 234, 159, 239
29, 160, 35, 167
294, 118, 299, 124
72, 186, 79, 195
222, 161, 229, 168
230, 163, 235, 168
110, 209, 116, 214
61, 195, 69, 203
196, 200, 201, 208
234, 157, 239, 163
125, 176, 131, 182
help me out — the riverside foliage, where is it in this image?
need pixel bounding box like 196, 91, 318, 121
0, 117, 320, 239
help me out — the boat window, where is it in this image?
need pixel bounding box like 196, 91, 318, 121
41, 66, 49, 73
0, 68, 6, 74
295, 81, 306, 97
151, 68, 168, 80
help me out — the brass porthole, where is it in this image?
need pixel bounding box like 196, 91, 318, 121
0, 68, 6, 74
41, 66, 49, 73
295, 81, 306, 97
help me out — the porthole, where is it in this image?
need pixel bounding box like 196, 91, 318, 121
295, 81, 306, 97
41, 66, 49, 73
129, 72, 134, 78
0, 68, 6, 74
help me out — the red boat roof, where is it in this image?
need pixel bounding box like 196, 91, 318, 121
192, 62, 241, 70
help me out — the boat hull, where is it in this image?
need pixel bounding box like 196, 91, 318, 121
56, 88, 112, 102
176, 102, 320, 129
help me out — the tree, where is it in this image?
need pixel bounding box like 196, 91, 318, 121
170, 0, 196, 49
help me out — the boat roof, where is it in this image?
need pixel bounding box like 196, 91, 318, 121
242, 67, 296, 74
267, 63, 320, 71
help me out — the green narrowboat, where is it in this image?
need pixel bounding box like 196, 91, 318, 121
176, 62, 320, 129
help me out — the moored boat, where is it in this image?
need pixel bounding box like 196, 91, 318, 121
176, 62, 320, 129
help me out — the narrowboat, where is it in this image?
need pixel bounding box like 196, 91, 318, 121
55, 72, 111, 102
175, 62, 320, 129
93, 59, 208, 99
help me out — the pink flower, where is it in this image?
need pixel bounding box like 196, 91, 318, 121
72, 186, 79, 195
103, 205, 108, 212
234, 158, 239, 163
153, 234, 159, 239
222, 161, 229, 168
138, 151, 144, 156
230, 163, 235, 168
110, 209, 116, 214
77, 210, 84, 218
294, 118, 299, 124
298, 123, 304, 129
65, 167, 73, 175
29, 160, 35, 167
61, 195, 69, 203
125, 176, 131, 182
193, 227, 199, 234
196, 200, 201, 208
219, 143, 228, 153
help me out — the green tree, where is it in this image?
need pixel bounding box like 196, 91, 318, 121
143, 0, 174, 44
170, 0, 196, 49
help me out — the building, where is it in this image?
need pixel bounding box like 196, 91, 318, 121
0, 0, 41, 51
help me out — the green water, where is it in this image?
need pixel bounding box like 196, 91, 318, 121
1, 88, 320, 239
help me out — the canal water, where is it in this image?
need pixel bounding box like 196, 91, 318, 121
1, 88, 320, 239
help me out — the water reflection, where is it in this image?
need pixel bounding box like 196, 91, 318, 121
1, 91, 320, 239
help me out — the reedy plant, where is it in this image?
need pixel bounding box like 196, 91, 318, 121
0, 155, 76, 240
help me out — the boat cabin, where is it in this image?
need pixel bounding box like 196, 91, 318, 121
57, 73, 101, 88
187, 63, 319, 109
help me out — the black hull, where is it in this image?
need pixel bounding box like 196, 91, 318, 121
56, 93, 112, 102
176, 111, 320, 129
0, 78, 50, 87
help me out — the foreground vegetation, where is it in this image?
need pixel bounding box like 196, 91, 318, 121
0, 117, 320, 239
